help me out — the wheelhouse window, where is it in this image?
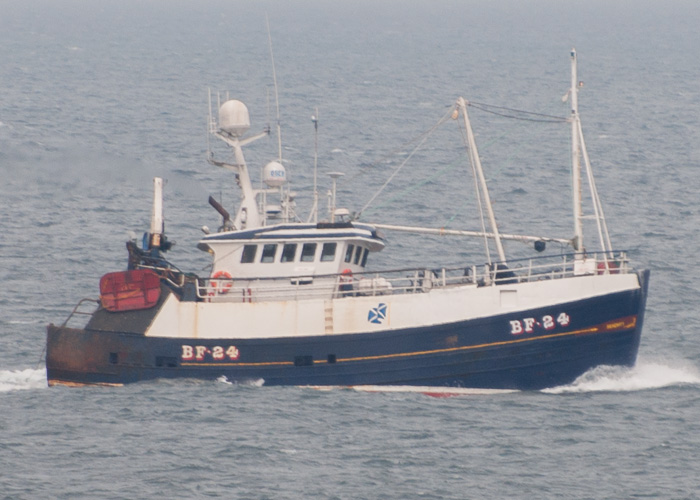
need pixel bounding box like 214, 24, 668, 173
361, 248, 369, 267
300, 243, 317, 262
261, 244, 277, 263
353, 245, 363, 265
281, 243, 297, 263
321, 243, 337, 262
241, 244, 257, 263
344, 244, 354, 263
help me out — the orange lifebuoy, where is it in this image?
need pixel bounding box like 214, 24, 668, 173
211, 270, 233, 294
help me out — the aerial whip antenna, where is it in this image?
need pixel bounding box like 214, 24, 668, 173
265, 13, 295, 221
266, 14, 283, 163
206, 88, 213, 160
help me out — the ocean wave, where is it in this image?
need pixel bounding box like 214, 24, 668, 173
0, 368, 48, 393
543, 359, 700, 394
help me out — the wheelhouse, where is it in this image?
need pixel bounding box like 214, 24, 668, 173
197, 222, 385, 281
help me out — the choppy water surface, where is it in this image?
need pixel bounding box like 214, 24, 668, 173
2, 1, 700, 498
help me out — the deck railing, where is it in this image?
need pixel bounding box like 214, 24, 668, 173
190, 251, 631, 303
60, 298, 101, 328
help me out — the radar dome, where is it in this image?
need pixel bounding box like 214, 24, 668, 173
263, 161, 287, 187
219, 100, 250, 137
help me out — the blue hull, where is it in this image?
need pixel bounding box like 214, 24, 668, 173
46, 271, 649, 391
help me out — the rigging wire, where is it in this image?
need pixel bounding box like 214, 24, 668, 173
356, 99, 568, 232
360, 157, 463, 217
347, 104, 458, 183
469, 101, 569, 123
439, 125, 519, 229
355, 106, 457, 219
467, 101, 568, 123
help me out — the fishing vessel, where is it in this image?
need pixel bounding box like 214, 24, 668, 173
46, 50, 649, 390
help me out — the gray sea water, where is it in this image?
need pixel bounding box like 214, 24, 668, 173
2, 1, 700, 498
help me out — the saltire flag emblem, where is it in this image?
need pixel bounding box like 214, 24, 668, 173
368, 303, 387, 324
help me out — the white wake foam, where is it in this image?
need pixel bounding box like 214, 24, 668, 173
5, 361, 695, 395
350, 385, 516, 396
543, 359, 700, 394
216, 375, 265, 387
303, 385, 517, 397
0, 368, 48, 392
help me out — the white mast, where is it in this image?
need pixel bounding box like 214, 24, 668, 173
213, 133, 267, 230
328, 172, 344, 223
149, 177, 164, 248
209, 99, 268, 230
457, 97, 507, 263
308, 109, 319, 223
570, 48, 584, 252
578, 125, 614, 257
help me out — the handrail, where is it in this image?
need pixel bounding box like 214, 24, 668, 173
58, 251, 634, 316
60, 298, 100, 328
195, 250, 633, 303
135, 264, 187, 288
